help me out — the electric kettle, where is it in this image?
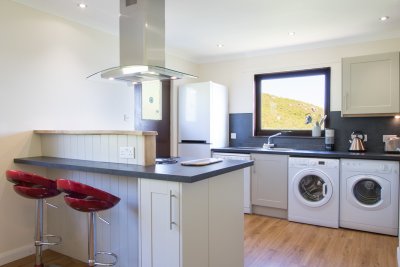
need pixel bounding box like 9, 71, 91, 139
349, 130, 366, 152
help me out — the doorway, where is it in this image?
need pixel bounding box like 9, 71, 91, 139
134, 81, 171, 158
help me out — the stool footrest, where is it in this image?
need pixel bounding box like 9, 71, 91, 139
35, 234, 62, 246
94, 251, 118, 266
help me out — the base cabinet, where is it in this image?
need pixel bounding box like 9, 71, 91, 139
139, 180, 180, 267
251, 154, 288, 210
139, 170, 244, 267
212, 152, 252, 213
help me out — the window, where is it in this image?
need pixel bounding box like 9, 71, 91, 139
255, 68, 330, 136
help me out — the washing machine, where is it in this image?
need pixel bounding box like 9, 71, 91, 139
288, 157, 340, 228
340, 159, 399, 236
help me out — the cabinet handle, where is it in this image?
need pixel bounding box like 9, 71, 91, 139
345, 93, 349, 110
169, 190, 176, 230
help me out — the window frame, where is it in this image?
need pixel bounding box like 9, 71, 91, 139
254, 67, 331, 137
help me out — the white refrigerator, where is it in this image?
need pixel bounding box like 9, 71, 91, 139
178, 81, 228, 158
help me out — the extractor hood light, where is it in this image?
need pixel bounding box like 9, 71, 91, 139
288, 32, 296, 36
394, 115, 400, 119
108, 77, 115, 81
122, 66, 149, 75
380, 16, 389, 21
78, 3, 87, 9
171, 76, 177, 80
146, 71, 159, 76
217, 44, 224, 48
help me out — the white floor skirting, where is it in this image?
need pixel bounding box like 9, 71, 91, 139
0, 244, 35, 265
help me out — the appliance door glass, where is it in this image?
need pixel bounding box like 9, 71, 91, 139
346, 175, 390, 211
293, 170, 332, 208
353, 179, 381, 205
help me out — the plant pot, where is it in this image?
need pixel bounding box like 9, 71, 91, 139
312, 125, 321, 137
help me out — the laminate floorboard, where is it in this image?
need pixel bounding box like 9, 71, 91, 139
0, 250, 86, 267
2, 214, 398, 267
245, 214, 398, 267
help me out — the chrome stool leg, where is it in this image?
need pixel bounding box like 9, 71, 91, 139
34, 199, 62, 267
88, 212, 96, 267
87, 212, 118, 267
34, 199, 44, 267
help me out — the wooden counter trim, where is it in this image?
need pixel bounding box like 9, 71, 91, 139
34, 130, 158, 136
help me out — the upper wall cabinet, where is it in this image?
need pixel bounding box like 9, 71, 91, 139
342, 52, 400, 117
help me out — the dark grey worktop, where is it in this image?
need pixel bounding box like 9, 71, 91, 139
14, 156, 253, 183
212, 147, 400, 161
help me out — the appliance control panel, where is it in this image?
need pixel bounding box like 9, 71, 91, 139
289, 158, 339, 168
341, 159, 398, 174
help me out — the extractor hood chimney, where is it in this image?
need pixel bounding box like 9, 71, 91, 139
87, 0, 196, 84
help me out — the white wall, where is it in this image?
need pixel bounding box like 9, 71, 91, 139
0, 1, 134, 263
197, 38, 400, 113
166, 54, 199, 156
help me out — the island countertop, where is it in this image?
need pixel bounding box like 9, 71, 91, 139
14, 156, 254, 183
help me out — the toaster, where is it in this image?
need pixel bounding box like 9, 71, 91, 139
384, 137, 400, 153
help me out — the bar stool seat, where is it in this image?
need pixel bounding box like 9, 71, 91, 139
57, 179, 119, 212
6, 170, 60, 199
6, 170, 62, 267
56, 179, 120, 267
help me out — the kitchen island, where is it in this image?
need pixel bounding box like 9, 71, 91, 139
14, 130, 253, 267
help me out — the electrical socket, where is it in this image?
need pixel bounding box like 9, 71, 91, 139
119, 146, 134, 159
123, 114, 131, 122
383, 135, 397, 143
230, 133, 237, 139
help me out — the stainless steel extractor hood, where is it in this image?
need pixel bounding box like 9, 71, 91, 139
87, 0, 197, 84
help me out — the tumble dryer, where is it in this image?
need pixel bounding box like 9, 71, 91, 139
288, 157, 340, 228
340, 159, 399, 236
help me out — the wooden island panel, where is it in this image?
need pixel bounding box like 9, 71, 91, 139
35, 130, 156, 166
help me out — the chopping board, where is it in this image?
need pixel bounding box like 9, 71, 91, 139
181, 158, 223, 166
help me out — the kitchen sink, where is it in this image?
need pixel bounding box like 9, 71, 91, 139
263, 147, 295, 152
232, 147, 295, 152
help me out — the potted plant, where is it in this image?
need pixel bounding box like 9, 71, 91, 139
305, 113, 326, 137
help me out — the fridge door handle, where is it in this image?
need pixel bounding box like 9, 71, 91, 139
180, 140, 207, 144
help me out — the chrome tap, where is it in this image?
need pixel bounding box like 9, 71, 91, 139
263, 132, 282, 149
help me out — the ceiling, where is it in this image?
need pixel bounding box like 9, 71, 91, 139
13, 0, 400, 63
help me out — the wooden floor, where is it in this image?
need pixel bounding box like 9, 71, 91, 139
2, 214, 398, 267
0, 250, 86, 267
245, 215, 398, 267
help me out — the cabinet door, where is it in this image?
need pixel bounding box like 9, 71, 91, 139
251, 154, 288, 209
342, 52, 400, 116
212, 152, 252, 213
140, 179, 180, 267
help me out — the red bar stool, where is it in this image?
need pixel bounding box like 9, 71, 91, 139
6, 170, 62, 267
56, 179, 120, 267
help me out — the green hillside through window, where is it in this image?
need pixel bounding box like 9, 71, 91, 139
262, 93, 324, 130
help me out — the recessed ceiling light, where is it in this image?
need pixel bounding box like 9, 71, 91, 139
288, 32, 296, 36
78, 3, 87, 9
380, 16, 389, 21
217, 44, 224, 48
